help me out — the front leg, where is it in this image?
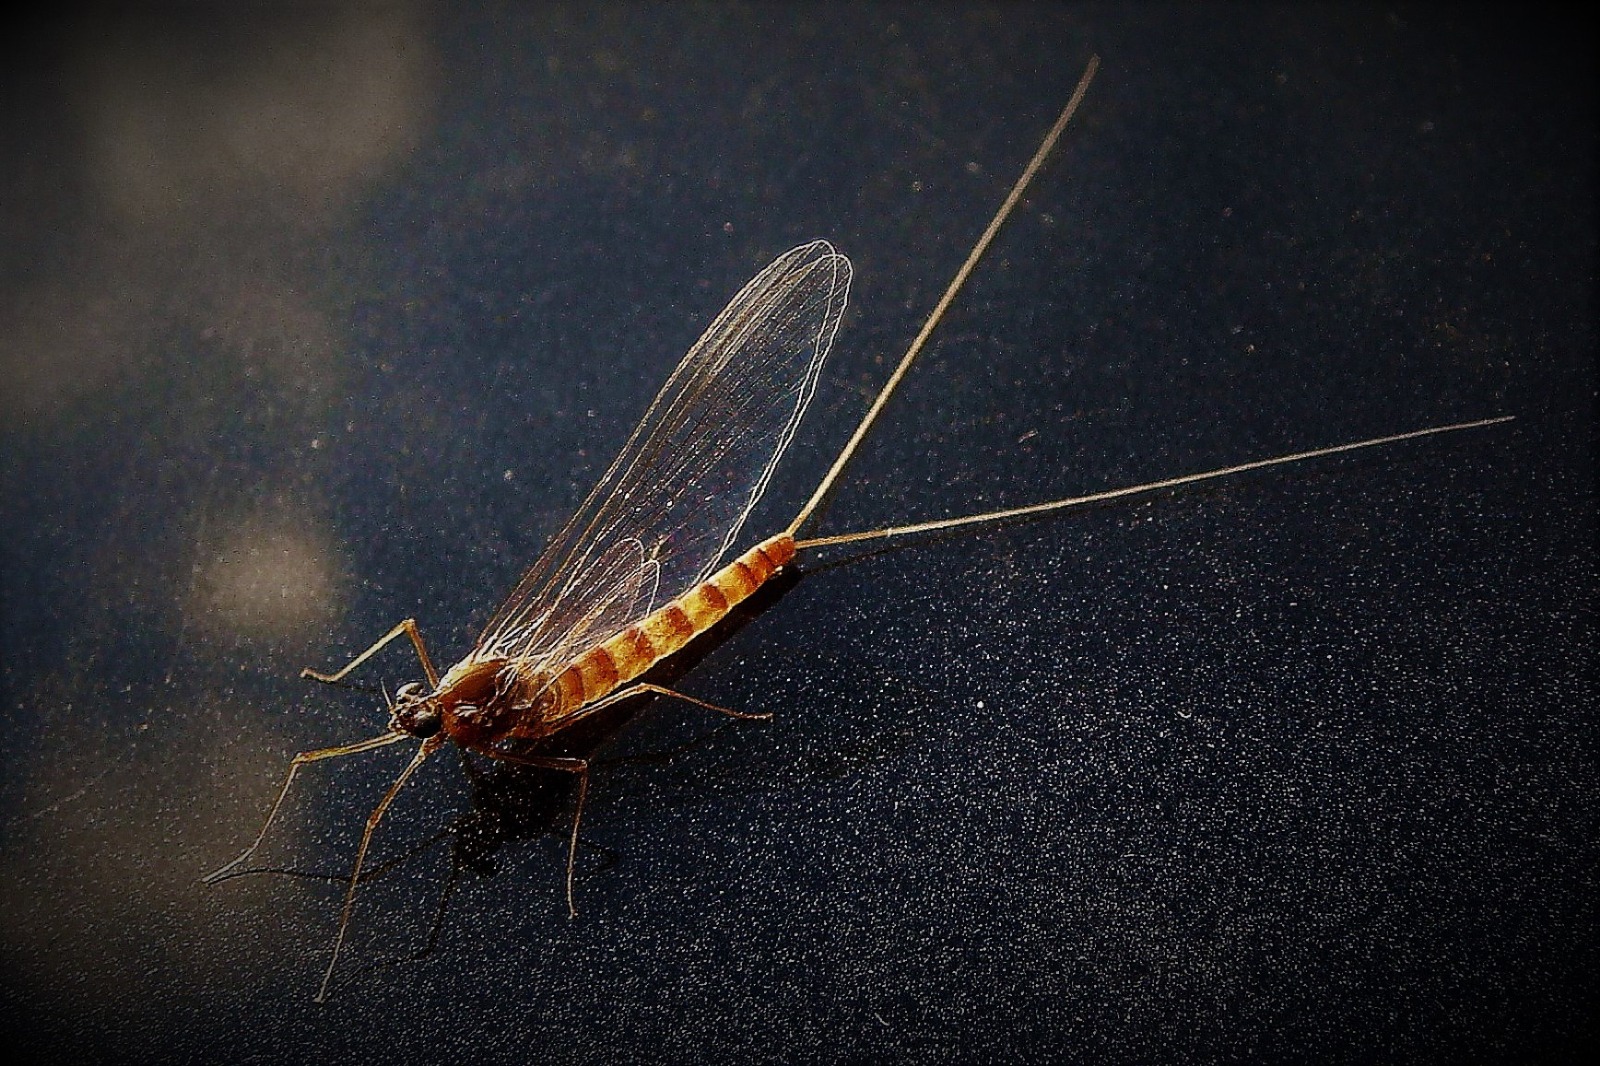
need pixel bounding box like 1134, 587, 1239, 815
203, 730, 409, 885
301, 618, 441, 689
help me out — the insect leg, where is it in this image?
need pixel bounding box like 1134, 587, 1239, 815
585, 682, 772, 721
301, 618, 441, 689
316, 732, 446, 1003
203, 730, 410, 885
490, 752, 590, 918
496, 685, 768, 917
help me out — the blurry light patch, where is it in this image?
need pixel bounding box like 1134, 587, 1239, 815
209, 280, 340, 407
199, 515, 339, 641
78, 6, 433, 225
2, 6, 434, 426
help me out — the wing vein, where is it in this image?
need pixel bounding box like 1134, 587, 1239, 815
472, 242, 852, 675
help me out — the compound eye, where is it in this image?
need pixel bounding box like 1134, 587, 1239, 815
395, 681, 425, 702
407, 703, 441, 738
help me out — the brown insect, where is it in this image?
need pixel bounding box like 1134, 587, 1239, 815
204, 56, 1509, 1000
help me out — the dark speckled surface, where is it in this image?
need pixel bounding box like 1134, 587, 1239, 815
2, 5, 1593, 1063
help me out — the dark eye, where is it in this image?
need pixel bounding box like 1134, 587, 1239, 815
408, 704, 441, 737
394, 700, 440, 738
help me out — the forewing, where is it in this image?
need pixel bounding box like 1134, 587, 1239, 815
475, 241, 852, 669
496, 537, 659, 673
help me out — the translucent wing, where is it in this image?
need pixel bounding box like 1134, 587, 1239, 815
497, 537, 660, 673
474, 240, 852, 671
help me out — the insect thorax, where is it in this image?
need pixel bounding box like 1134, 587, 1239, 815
427, 658, 560, 748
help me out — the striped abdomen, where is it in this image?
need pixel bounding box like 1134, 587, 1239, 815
546, 534, 795, 717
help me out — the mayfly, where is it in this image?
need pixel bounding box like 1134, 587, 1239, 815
205, 56, 1510, 1000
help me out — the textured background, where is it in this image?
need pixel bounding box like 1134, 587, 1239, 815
2, 5, 1593, 1063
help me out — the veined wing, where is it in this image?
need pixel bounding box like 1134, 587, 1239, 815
474, 240, 852, 671
487, 535, 660, 676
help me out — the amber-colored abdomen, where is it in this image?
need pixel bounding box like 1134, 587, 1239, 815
551, 533, 795, 713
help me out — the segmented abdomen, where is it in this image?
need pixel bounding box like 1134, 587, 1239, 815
548, 534, 795, 714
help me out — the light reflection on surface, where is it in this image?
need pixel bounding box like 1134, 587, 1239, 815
197, 514, 339, 642
5, 6, 433, 425
80, 9, 432, 225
